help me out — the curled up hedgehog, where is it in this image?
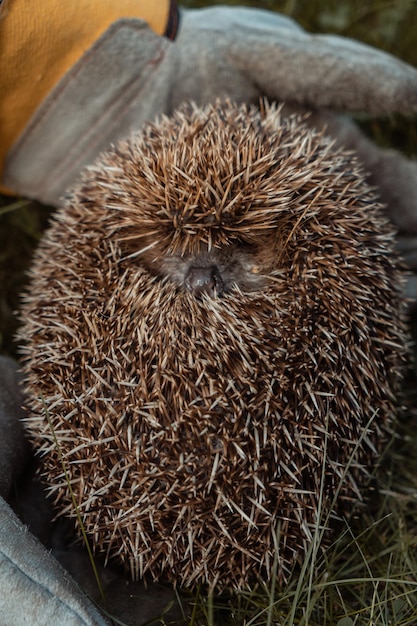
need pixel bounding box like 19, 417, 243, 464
19, 100, 407, 590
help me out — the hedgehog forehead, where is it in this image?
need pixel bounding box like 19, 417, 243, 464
102, 102, 355, 257
117, 147, 286, 253
141, 202, 280, 256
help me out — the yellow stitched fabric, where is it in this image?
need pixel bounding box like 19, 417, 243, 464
0, 0, 169, 187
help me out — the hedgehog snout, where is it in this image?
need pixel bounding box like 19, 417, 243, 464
184, 265, 224, 298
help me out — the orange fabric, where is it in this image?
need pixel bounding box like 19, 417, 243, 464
0, 0, 170, 188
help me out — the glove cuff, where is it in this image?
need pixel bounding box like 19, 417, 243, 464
2, 19, 174, 205
0, 0, 176, 193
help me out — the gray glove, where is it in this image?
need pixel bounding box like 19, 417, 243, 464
0, 497, 110, 626
3, 6, 417, 228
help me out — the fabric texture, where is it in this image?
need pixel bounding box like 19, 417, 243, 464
3, 19, 173, 203
0, 497, 110, 626
0, 0, 172, 181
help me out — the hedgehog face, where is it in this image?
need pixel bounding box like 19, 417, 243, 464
137, 242, 271, 296
97, 101, 308, 278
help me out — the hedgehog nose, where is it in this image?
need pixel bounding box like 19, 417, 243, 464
185, 266, 223, 297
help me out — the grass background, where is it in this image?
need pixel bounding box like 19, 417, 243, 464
1, 1, 417, 624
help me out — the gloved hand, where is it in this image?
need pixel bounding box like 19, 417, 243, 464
2, 5, 417, 232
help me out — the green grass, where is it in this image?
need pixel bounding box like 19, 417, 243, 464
2, 1, 417, 624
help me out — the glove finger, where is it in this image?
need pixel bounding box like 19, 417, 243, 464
222, 18, 417, 115
180, 6, 304, 35
0, 497, 109, 626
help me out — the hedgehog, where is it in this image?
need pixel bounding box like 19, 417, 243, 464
18, 100, 407, 590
